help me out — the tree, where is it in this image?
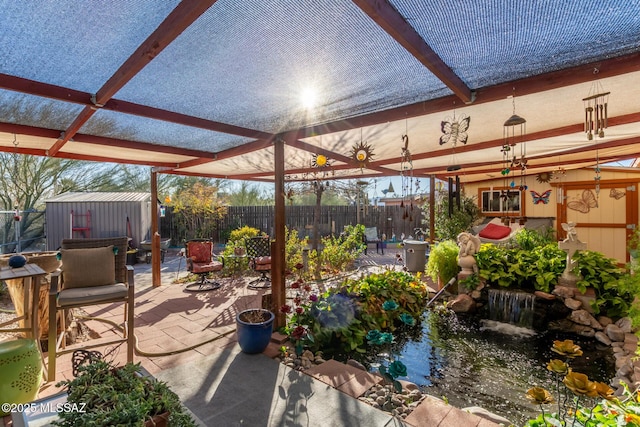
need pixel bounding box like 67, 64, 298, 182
225, 181, 273, 206
171, 181, 227, 241
421, 190, 481, 241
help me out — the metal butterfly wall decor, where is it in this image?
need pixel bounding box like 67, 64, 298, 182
567, 189, 598, 213
530, 189, 552, 204
439, 114, 470, 146
609, 188, 626, 200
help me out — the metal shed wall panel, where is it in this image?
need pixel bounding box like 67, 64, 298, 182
45, 193, 152, 251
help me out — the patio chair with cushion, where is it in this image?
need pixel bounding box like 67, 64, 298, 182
48, 237, 134, 382
245, 236, 271, 289
364, 226, 384, 254
185, 239, 224, 292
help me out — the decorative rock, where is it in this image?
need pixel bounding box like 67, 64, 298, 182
569, 309, 602, 329
625, 333, 639, 345
595, 331, 612, 346
449, 294, 475, 313
470, 290, 482, 300
616, 317, 633, 333
615, 355, 632, 370
564, 298, 583, 310
598, 316, 613, 327
617, 363, 633, 377
552, 285, 575, 299
605, 323, 626, 342
572, 325, 595, 337
534, 291, 555, 301
623, 342, 637, 354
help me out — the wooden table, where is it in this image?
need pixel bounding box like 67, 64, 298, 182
0, 263, 46, 340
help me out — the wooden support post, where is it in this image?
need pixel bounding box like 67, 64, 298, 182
273, 136, 286, 329
151, 169, 161, 287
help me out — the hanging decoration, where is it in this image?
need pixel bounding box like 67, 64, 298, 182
530, 189, 552, 205
349, 128, 374, 171
582, 73, 609, 140
351, 139, 374, 169
500, 90, 527, 224
535, 172, 553, 184
311, 153, 329, 168
400, 130, 414, 221
439, 108, 468, 217
439, 114, 470, 146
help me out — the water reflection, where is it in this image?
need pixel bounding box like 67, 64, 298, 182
353, 311, 615, 426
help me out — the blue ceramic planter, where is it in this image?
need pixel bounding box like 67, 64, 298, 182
236, 309, 274, 354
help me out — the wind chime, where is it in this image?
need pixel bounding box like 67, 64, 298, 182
583, 79, 609, 141
400, 130, 414, 221
500, 90, 527, 224
439, 108, 470, 217
583, 77, 609, 194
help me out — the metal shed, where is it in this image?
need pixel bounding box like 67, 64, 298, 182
45, 192, 152, 251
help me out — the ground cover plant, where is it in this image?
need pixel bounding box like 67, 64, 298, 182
281, 270, 427, 355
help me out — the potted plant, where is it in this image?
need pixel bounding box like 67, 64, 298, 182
54, 359, 196, 426
236, 308, 275, 354
426, 239, 460, 289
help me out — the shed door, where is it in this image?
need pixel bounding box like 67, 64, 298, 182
557, 180, 638, 263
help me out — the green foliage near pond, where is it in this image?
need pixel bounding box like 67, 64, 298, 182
290, 271, 428, 354
473, 228, 640, 319
475, 243, 566, 292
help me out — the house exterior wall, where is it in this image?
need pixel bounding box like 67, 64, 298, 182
45, 193, 151, 251
461, 167, 640, 263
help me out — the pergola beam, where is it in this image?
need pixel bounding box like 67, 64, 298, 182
352, 0, 473, 103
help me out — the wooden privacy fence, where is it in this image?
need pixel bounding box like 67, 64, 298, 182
161, 205, 424, 245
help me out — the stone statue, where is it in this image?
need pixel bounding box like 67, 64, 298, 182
457, 232, 481, 274
558, 222, 587, 284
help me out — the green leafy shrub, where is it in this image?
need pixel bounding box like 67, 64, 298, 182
319, 224, 365, 274
476, 243, 566, 292
220, 225, 263, 274
574, 251, 640, 317
422, 191, 482, 241
514, 228, 555, 251
426, 240, 460, 285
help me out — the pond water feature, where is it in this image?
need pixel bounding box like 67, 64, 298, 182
350, 309, 615, 427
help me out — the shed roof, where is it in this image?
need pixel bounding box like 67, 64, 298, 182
1, 1, 639, 184
46, 192, 151, 203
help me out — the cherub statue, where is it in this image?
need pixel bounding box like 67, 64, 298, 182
457, 232, 481, 274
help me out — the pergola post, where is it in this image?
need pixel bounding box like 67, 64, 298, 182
272, 136, 286, 328
151, 169, 161, 287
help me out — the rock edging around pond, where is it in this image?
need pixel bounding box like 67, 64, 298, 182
450, 283, 639, 397
275, 349, 511, 426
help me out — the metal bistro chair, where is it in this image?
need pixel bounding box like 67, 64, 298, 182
48, 237, 134, 382
245, 236, 271, 289
185, 239, 224, 292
